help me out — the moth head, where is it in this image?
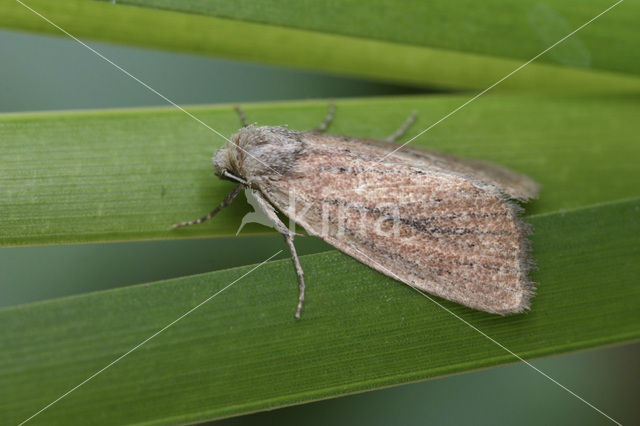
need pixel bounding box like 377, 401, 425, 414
212, 144, 234, 178
212, 126, 260, 182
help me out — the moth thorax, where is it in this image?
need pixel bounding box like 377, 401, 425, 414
215, 126, 305, 180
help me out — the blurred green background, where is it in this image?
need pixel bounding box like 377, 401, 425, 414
1, 28, 637, 425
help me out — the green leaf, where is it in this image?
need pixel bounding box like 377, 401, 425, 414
2, 95, 640, 246
119, 0, 640, 75
2, 198, 639, 425
2, 0, 640, 93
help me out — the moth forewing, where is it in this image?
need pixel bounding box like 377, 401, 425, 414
255, 131, 535, 315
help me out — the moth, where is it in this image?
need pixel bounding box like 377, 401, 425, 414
174, 105, 539, 318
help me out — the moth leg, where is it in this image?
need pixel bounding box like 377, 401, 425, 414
385, 110, 418, 142
251, 189, 307, 319
312, 102, 336, 133
172, 185, 242, 229
234, 105, 249, 127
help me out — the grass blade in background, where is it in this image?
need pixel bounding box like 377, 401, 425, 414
1, 198, 638, 424
2, 95, 639, 246
120, 0, 640, 77
1, 0, 640, 93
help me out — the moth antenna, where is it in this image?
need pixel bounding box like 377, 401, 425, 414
172, 184, 242, 229
385, 110, 418, 142
234, 105, 248, 127
312, 102, 336, 133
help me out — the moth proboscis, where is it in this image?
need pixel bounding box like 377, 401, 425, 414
173, 104, 539, 319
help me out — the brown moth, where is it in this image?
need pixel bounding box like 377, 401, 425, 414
174, 105, 539, 318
